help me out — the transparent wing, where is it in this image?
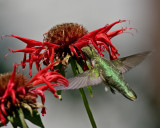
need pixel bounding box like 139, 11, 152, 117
55, 68, 103, 90
112, 51, 151, 73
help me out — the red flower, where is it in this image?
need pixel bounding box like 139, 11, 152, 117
0, 63, 69, 124
28, 62, 69, 97
27, 61, 68, 115
2, 35, 59, 76
0, 64, 40, 125
43, 20, 133, 60
2, 20, 133, 69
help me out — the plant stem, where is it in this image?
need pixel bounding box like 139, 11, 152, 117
79, 88, 97, 128
70, 59, 97, 128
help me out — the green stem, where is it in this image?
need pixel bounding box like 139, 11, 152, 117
70, 59, 97, 128
79, 88, 97, 128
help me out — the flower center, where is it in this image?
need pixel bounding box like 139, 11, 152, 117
43, 23, 88, 57
44, 23, 88, 45
0, 73, 28, 96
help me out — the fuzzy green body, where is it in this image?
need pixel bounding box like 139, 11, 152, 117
92, 55, 136, 100
84, 46, 137, 100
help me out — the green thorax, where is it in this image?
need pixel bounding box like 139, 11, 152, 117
81, 45, 137, 100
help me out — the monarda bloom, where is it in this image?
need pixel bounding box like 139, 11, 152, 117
0, 64, 68, 127
0, 64, 44, 127
43, 20, 133, 60
3, 20, 133, 69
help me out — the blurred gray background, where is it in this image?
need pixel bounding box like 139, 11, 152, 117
0, 0, 160, 128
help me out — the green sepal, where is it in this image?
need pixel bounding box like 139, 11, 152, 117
7, 107, 28, 128
23, 108, 44, 128
69, 58, 79, 75
87, 86, 93, 98
21, 102, 33, 116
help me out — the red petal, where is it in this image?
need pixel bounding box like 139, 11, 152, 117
11, 89, 16, 104
69, 45, 79, 58
43, 42, 59, 48
16, 87, 26, 95
4, 35, 43, 47
12, 48, 35, 53
0, 110, 6, 125
97, 20, 126, 34
28, 61, 59, 84
2, 64, 17, 99
1, 103, 7, 116
35, 89, 45, 105
107, 28, 133, 38
40, 76, 58, 98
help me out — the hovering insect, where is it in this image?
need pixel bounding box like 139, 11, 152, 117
55, 45, 150, 101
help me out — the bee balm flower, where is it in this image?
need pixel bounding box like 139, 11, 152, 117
2, 20, 133, 71
0, 64, 44, 125
44, 20, 133, 60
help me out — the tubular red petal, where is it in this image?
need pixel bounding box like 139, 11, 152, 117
89, 39, 104, 56
50, 48, 55, 64
21, 53, 27, 70
78, 27, 104, 40
96, 33, 117, 51
34, 89, 46, 116
0, 110, 6, 125
16, 87, 26, 95
4, 35, 43, 47
11, 89, 16, 104
35, 85, 48, 91
29, 60, 33, 77
1, 103, 7, 116
74, 40, 89, 49
28, 61, 59, 84
35, 89, 45, 105
107, 28, 133, 38
44, 73, 69, 86
69, 45, 79, 58
35, 62, 41, 71
41, 108, 46, 116
40, 76, 58, 98
12, 48, 35, 53
32, 80, 44, 86
2, 64, 17, 99
97, 20, 126, 34
43, 42, 60, 48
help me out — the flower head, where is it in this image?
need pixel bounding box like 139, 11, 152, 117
44, 20, 133, 60
2, 20, 133, 72
0, 63, 69, 125
0, 64, 43, 125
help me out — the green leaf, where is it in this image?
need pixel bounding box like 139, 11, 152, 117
23, 108, 44, 128
7, 107, 28, 128
87, 86, 93, 98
